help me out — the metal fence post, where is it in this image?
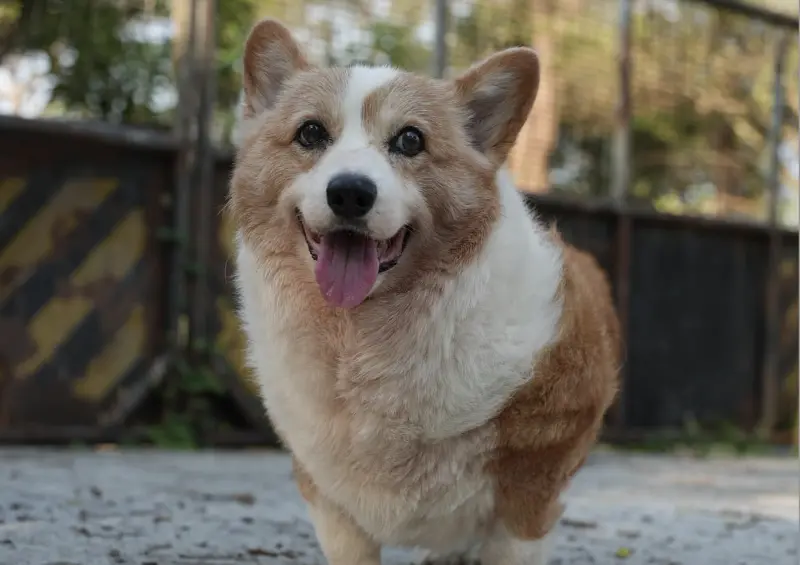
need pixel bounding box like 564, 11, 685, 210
432, 0, 448, 78
759, 32, 789, 437
189, 0, 218, 349
171, 0, 217, 352
171, 0, 198, 352
609, 0, 634, 434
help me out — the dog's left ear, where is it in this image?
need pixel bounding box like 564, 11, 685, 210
453, 47, 540, 165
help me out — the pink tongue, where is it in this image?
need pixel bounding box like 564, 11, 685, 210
314, 231, 379, 308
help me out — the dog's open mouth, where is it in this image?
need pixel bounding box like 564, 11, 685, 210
297, 212, 410, 309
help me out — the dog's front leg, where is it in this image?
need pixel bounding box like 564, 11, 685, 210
294, 457, 381, 565
307, 495, 382, 565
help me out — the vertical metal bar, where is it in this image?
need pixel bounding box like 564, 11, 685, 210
189, 0, 218, 348
609, 0, 634, 432
432, 0, 448, 78
170, 0, 198, 351
759, 32, 788, 437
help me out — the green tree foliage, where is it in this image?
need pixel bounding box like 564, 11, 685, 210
627, 4, 798, 218
451, 0, 798, 220
1, 0, 173, 124
355, 20, 431, 71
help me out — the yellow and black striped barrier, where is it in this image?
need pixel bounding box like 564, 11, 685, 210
0, 172, 153, 427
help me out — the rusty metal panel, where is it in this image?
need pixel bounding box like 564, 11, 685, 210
0, 132, 170, 430
625, 222, 769, 430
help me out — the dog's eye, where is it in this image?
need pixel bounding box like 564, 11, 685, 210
389, 127, 425, 157
295, 120, 330, 149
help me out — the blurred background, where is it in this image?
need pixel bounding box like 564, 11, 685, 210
0, 0, 796, 451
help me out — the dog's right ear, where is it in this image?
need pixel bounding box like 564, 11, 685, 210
242, 19, 310, 118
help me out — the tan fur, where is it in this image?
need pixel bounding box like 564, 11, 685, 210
242, 19, 311, 117
231, 18, 620, 565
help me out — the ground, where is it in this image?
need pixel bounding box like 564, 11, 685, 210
0, 448, 796, 565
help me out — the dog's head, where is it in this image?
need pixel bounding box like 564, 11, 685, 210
231, 19, 539, 309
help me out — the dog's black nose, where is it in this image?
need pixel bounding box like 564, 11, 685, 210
326, 173, 377, 219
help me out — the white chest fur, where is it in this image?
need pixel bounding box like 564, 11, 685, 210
234, 170, 563, 550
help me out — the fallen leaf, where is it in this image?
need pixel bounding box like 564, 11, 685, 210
615, 547, 632, 559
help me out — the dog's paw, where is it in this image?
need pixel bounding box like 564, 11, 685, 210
418, 550, 481, 565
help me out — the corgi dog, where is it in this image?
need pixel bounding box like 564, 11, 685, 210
229, 18, 620, 565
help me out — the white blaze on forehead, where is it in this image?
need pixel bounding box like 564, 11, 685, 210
340, 65, 399, 143
321, 65, 401, 179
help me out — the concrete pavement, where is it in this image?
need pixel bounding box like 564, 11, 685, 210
0, 448, 796, 565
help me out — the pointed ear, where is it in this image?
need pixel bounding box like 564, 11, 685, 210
453, 47, 540, 164
242, 18, 310, 118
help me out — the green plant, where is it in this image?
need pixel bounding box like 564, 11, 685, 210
145, 345, 226, 449
612, 419, 783, 458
